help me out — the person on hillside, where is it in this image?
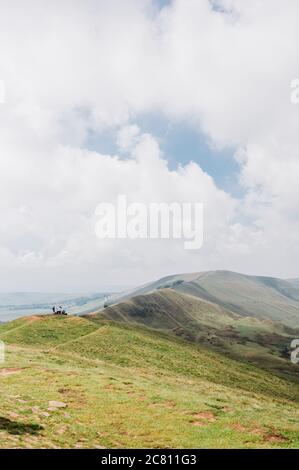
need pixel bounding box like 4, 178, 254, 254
52, 306, 56, 314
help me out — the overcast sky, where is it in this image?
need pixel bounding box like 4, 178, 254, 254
0, 0, 299, 292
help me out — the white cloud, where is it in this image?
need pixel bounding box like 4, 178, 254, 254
0, 0, 298, 290
117, 124, 140, 151
0, 127, 237, 290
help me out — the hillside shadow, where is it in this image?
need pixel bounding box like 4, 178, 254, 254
0, 417, 44, 435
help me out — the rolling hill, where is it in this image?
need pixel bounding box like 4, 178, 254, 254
0, 314, 299, 448
108, 271, 299, 327
174, 271, 299, 326
1, 269, 299, 448
91, 289, 299, 382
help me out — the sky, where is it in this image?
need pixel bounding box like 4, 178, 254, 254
0, 0, 299, 292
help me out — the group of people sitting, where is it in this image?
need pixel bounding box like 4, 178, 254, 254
52, 306, 67, 315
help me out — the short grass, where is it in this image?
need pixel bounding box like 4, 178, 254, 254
96, 289, 299, 382
0, 315, 298, 448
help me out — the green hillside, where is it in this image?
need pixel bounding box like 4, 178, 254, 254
94, 289, 299, 382
174, 271, 299, 327
0, 315, 298, 448
106, 271, 299, 327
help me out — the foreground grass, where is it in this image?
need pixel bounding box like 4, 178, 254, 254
0, 315, 298, 448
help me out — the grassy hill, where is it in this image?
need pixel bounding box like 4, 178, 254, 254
111, 270, 299, 327
94, 289, 299, 382
174, 271, 299, 327
0, 314, 298, 448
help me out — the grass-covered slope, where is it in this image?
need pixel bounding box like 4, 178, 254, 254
93, 289, 299, 381
0, 315, 298, 448
0, 315, 98, 346
174, 271, 299, 327
107, 270, 299, 327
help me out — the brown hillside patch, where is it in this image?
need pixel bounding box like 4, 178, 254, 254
58, 388, 72, 395
0, 368, 23, 377
192, 421, 207, 427
251, 427, 264, 435
229, 423, 288, 443
163, 400, 177, 408
190, 411, 216, 427
137, 395, 147, 402
192, 411, 215, 422
263, 433, 288, 443
230, 423, 247, 432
